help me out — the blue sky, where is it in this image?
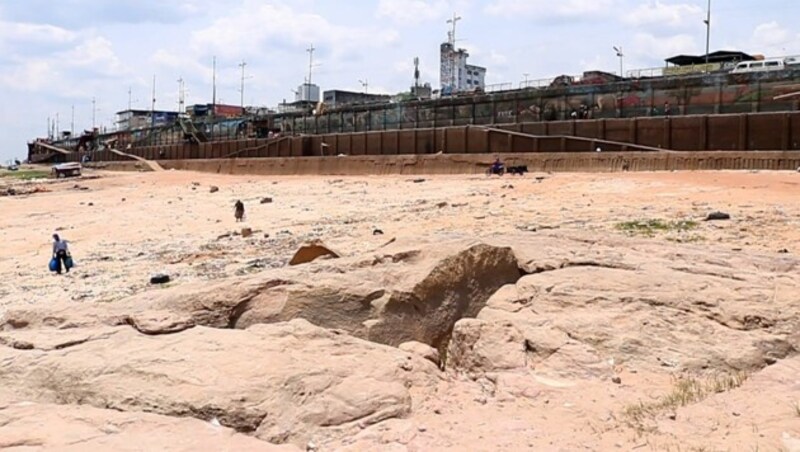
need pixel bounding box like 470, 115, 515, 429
1, 0, 799, 162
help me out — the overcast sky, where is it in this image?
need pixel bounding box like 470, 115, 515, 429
1, 0, 799, 162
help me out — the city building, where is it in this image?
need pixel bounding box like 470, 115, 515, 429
323, 90, 391, 108
439, 17, 486, 96
296, 83, 321, 103
188, 104, 246, 119
116, 109, 178, 131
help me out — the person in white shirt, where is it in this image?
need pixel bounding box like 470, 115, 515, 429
52, 234, 70, 274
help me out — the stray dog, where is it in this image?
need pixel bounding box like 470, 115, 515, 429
507, 165, 529, 176
234, 200, 245, 222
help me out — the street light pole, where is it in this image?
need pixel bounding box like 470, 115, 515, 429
523, 73, 530, 88
359, 79, 368, 94
91, 97, 96, 129
613, 46, 624, 78
238, 60, 247, 110
704, 0, 711, 65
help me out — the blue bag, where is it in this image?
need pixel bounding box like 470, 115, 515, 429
49, 258, 58, 272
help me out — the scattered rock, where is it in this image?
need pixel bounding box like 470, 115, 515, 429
87, 202, 94, 206
209, 186, 220, 193
373, 229, 384, 236
241, 228, 253, 238
412, 179, 426, 184
778, 249, 789, 254
150, 273, 171, 285
289, 240, 341, 266
399, 341, 441, 367
705, 211, 731, 221
261, 197, 274, 204
436, 202, 449, 208
611, 376, 622, 385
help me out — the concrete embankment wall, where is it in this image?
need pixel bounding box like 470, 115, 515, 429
87, 152, 800, 176
59, 111, 800, 165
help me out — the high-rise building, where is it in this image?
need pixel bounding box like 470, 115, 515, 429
439, 16, 486, 95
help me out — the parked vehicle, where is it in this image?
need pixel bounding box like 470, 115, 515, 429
731, 58, 785, 74
51, 162, 82, 178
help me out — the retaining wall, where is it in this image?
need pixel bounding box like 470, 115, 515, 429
86, 151, 800, 176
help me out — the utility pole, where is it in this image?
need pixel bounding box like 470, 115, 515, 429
238, 60, 247, 110
151, 75, 156, 128
704, 0, 712, 65
91, 97, 96, 129
212, 56, 217, 119
523, 73, 530, 88
307, 44, 315, 86
359, 79, 369, 94
71, 105, 74, 135
128, 86, 132, 111
56, 112, 60, 137
177, 77, 185, 114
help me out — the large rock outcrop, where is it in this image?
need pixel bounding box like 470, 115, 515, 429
1, 240, 521, 350
0, 320, 439, 447
0, 400, 298, 451
453, 233, 800, 377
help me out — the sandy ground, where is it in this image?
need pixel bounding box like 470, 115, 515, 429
1, 168, 799, 310
1, 167, 800, 451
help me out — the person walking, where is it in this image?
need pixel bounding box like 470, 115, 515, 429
52, 234, 71, 274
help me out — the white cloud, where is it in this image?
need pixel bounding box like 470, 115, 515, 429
377, 0, 449, 25
190, 2, 399, 60
63, 37, 127, 76
622, 1, 704, 28
749, 21, 800, 56
631, 32, 699, 62
0, 21, 77, 46
484, 0, 615, 18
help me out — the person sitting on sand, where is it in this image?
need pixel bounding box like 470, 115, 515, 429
234, 200, 245, 222
52, 234, 70, 274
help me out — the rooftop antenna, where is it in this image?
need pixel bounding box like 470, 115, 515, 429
358, 79, 369, 94
307, 44, 315, 86
446, 13, 462, 93
414, 57, 420, 89
447, 13, 461, 46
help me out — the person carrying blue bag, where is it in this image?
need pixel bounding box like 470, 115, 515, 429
51, 234, 73, 275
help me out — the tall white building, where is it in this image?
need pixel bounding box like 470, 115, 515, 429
440, 42, 486, 95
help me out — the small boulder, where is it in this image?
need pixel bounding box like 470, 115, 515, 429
150, 273, 171, 285
209, 186, 220, 193
705, 211, 731, 221
261, 197, 274, 204
289, 240, 340, 266
241, 228, 253, 238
